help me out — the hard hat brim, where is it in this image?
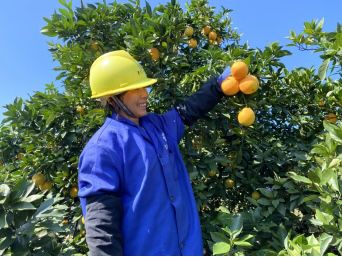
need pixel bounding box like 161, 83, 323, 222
91, 78, 157, 98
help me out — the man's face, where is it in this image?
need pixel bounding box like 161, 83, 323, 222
120, 87, 149, 118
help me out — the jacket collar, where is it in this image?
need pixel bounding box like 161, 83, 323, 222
109, 112, 150, 128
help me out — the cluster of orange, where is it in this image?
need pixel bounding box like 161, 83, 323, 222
31, 173, 78, 198
148, 25, 222, 61
184, 25, 222, 48
32, 173, 53, 191
221, 61, 260, 127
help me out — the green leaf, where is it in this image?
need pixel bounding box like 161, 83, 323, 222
230, 215, 242, 231
145, 0, 152, 16
329, 158, 341, 168
0, 184, 10, 203
315, 209, 333, 225
22, 194, 44, 203
272, 199, 280, 208
311, 144, 329, 156
234, 241, 252, 247
0, 231, 14, 252
257, 198, 271, 206
277, 204, 286, 216
0, 210, 6, 229
327, 172, 339, 192
210, 232, 228, 243
23, 183, 35, 199
319, 233, 333, 256
317, 18, 324, 30
12, 202, 36, 211
303, 194, 319, 203
323, 122, 342, 144
288, 172, 312, 184
318, 58, 330, 80
45, 112, 57, 128
258, 188, 273, 198
33, 198, 54, 218
213, 242, 230, 255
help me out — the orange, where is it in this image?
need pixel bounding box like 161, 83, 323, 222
231, 61, 249, 81
202, 25, 211, 35
39, 181, 53, 191
208, 170, 217, 177
208, 31, 217, 41
221, 76, 239, 96
32, 173, 45, 186
251, 191, 261, 200
209, 39, 216, 45
76, 105, 85, 115
70, 186, 78, 198
239, 75, 259, 95
184, 26, 194, 37
238, 107, 255, 126
90, 41, 100, 51
325, 113, 337, 123
149, 47, 160, 61
188, 38, 198, 48
225, 179, 235, 188
17, 153, 24, 160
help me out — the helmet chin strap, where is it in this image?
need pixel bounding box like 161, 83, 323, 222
110, 96, 138, 119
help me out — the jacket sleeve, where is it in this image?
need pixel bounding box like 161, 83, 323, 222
85, 194, 123, 256
78, 144, 123, 255
175, 77, 224, 126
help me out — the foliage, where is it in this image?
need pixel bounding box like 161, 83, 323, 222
0, 180, 67, 255
0, 0, 341, 255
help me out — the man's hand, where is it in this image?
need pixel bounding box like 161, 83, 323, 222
217, 66, 231, 86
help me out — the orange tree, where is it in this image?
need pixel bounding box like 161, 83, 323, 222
0, 0, 341, 255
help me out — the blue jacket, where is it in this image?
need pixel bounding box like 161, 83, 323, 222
78, 77, 223, 255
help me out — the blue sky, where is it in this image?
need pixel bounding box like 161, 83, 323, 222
0, 0, 341, 121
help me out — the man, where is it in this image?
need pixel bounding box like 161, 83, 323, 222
78, 50, 230, 255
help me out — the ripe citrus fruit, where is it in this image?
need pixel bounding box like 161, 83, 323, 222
216, 37, 223, 45
184, 26, 194, 37
17, 153, 24, 160
76, 105, 85, 115
221, 76, 240, 96
225, 179, 235, 188
90, 41, 100, 51
238, 107, 255, 126
202, 25, 211, 35
325, 113, 337, 123
239, 75, 259, 94
39, 181, 53, 191
208, 31, 217, 41
70, 186, 78, 198
149, 47, 160, 61
32, 173, 45, 186
208, 170, 217, 177
251, 191, 261, 200
188, 38, 198, 48
231, 61, 249, 81
318, 100, 325, 107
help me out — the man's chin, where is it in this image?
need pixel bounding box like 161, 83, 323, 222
137, 111, 148, 118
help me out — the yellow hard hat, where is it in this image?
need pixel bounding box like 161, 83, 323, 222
89, 50, 157, 98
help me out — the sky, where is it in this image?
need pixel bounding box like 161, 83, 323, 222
0, 0, 341, 121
